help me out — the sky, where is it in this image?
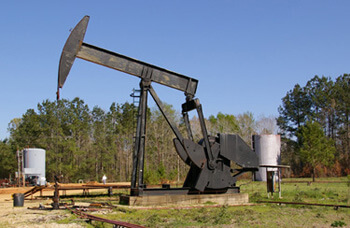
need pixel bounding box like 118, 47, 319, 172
0, 1, 349, 140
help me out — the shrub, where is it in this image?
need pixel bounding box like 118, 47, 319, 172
331, 220, 346, 227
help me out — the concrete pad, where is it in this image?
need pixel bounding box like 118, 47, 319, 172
121, 193, 249, 206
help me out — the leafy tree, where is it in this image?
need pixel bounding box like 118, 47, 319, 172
91, 106, 108, 181
208, 111, 256, 145
117, 102, 138, 181
189, 115, 204, 142
105, 102, 122, 181
305, 76, 336, 138
208, 112, 239, 136
278, 74, 350, 176
255, 115, 279, 135
334, 74, 350, 170
297, 121, 336, 181
0, 139, 16, 179
7, 118, 21, 136
9, 109, 42, 148
237, 111, 256, 145
277, 84, 312, 137
146, 103, 182, 183
280, 137, 301, 177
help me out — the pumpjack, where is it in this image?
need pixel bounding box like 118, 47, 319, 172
57, 16, 259, 196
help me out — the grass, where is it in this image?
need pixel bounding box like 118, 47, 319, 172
58, 177, 350, 227
56, 213, 80, 224
88, 204, 349, 227
240, 178, 350, 205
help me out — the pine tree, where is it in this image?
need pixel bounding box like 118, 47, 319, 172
277, 84, 312, 137
297, 121, 336, 181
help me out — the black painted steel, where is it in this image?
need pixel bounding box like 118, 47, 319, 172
137, 82, 149, 188
220, 134, 259, 168
173, 138, 191, 165
182, 112, 193, 141
131, 81, 149, 190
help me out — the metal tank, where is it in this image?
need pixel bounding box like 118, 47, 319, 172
253, 135, 281, 181
23, 148, 46, 185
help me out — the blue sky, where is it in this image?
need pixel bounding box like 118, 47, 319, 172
1, 1, 349, 140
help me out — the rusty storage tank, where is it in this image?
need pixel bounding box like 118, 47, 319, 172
23, 148, 46, 185
253, 135, 281, 181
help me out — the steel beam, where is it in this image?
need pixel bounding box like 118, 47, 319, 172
58, 16, 198, 97
76, 43, 198, 96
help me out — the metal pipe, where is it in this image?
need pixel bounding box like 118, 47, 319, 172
67, 207, 147, 228
258, 201, 350, 209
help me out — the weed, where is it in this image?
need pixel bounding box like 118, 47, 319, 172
323, 189, 338, 199
92, 221, 107, 228
193, 208, 212, 224
113, 207, 135, 214
293, 191, 304, 202
213, 206, 231, 225
331, 220, 346, 227
56, 214, 79, 224
315, 212, 324, 218
307, 188, 323, 198
147, 214, 163, 224
250, 191, 263, 202
204, 201, 216, 205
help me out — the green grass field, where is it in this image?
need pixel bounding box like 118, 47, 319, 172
59, 177, 350, 227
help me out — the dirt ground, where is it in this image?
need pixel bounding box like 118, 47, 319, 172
0, 186, 116, 228
0, 193, 82, 227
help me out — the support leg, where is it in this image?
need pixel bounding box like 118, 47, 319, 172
131, 80, 149, 194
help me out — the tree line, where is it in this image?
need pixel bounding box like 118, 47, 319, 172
278, 74, 349, 180
0, 74, 348, 183
0, 97, 275, 183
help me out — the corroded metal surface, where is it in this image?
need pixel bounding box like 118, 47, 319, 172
67, 207, 147, 228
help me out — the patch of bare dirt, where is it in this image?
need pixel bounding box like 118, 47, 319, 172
0, 193, 84, 227
0, 183, 129, 227
0, 187, 96, 227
